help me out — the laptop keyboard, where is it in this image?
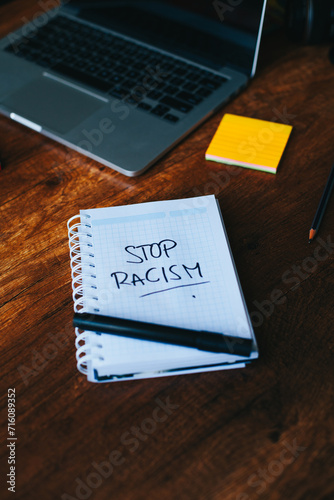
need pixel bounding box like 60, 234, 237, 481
4, 15, 227, 124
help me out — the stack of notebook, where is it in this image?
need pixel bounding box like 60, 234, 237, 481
67, 195, 258, 382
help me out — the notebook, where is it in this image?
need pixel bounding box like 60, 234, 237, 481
67, 195, 258, 382
205, 113, 293, 174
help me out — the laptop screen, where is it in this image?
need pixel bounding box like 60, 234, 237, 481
69, 1, 267, 76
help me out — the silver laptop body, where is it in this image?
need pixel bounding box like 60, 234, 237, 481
0, 0, 267, 176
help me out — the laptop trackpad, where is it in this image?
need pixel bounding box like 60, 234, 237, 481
3, 76, 104, 135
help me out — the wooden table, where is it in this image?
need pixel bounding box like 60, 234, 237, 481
1, 2, 334, 499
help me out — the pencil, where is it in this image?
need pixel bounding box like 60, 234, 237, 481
309, 163, 334, 242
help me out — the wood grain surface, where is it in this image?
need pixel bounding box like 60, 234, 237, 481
1, 2, 334, 499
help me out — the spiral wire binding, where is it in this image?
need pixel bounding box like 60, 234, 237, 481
68, 214, 103, 375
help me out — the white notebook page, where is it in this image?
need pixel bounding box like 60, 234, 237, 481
79, 195, 257, 380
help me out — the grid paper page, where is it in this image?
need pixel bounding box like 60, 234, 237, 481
80, 195, 257, 380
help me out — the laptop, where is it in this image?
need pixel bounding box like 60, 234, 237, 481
0, 0, 267, 176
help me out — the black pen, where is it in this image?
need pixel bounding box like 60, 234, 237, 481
73, 312, 253, 358
309, 163, 334, 242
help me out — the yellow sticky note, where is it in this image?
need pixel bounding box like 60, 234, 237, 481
205, 113, 293, 174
